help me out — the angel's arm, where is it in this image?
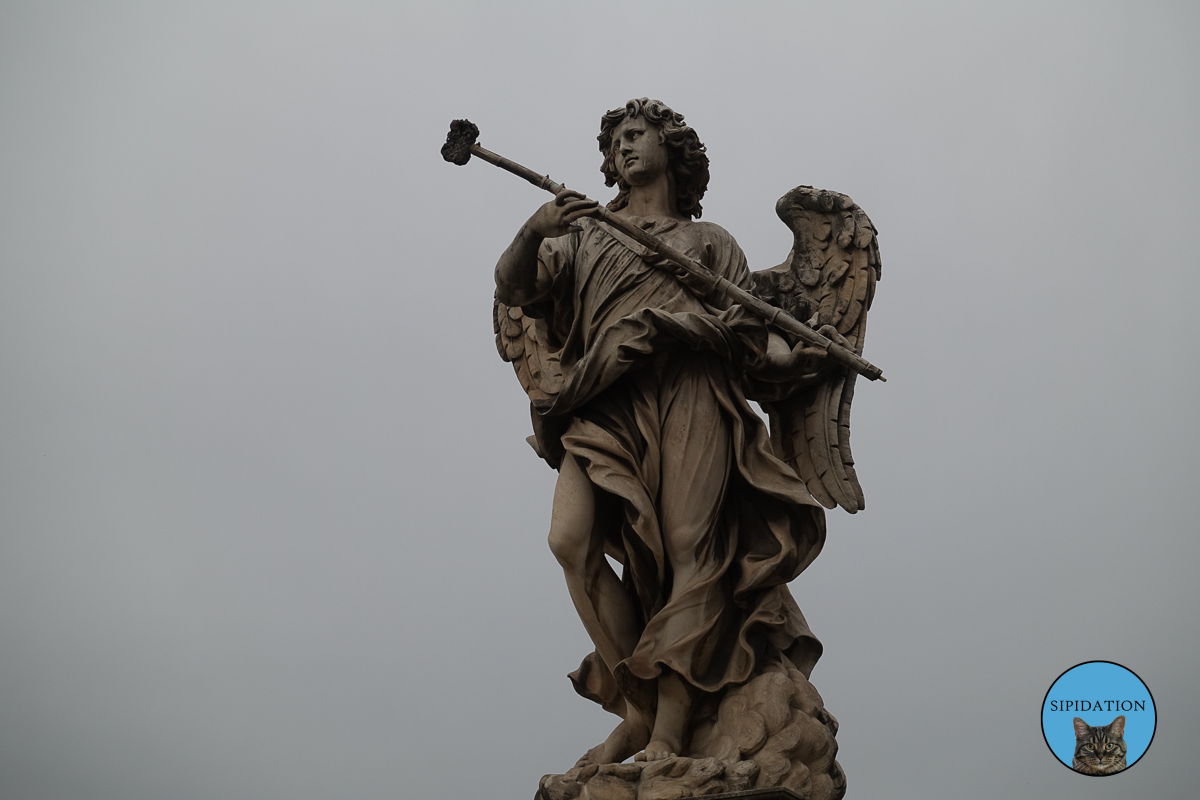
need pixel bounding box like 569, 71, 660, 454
494, 226, 551, 307
495, 188, 598, 307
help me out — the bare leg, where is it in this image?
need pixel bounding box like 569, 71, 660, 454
549, 454, 641, 674
634, 671, 691, 761
550, 454, 650, 763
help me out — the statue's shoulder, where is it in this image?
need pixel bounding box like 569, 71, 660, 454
686, 218, 731, 235
680, 218, 740, 249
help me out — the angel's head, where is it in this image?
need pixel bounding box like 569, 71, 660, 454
598, 98, 710, 219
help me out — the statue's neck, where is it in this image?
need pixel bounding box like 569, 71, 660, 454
619, 172, 686, 222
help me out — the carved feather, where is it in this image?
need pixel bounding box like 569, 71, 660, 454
837, 372, 865, 509
493, 297, 563, 405
783, 390, 836, 510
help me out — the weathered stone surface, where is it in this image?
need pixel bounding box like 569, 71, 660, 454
705, 791, 805, 800
449, 99, 879, 800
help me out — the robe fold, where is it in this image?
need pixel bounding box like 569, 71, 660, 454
527, 216, 826, 716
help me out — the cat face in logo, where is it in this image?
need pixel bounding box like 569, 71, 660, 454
1072, 715, 1128, 775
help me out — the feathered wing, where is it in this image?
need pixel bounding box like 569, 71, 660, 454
750, 186, 881, 513
493, 297, 567, 468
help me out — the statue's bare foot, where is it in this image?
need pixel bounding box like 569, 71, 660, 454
634, 738, 680, 762
576, 717, 651, 766
635, 671, 688, 762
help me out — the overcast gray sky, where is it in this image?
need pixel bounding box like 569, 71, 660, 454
1, 2, 1197, 798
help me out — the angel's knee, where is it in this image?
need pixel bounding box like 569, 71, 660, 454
548, 520, 587, 572
548, 455, 596, 571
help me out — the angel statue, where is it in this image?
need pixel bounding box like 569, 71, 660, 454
488, 98, 881, 800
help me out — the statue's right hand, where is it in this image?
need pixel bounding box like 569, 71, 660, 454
526, 188, 599, 238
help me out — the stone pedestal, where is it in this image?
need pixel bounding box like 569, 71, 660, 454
704, 790, 805, 800
536, 665, 845, 800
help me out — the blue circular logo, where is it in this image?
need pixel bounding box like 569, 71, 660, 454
1041, 661, 1156, 775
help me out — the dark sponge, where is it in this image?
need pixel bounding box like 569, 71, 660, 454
441, 119, 479, 166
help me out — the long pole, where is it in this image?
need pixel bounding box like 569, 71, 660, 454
463, 140, 885, 382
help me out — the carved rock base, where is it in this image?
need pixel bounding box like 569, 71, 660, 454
537, 664, 845, 800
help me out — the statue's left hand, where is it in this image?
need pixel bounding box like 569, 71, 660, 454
760, 326, 848, 377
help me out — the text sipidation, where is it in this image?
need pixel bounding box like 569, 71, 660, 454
1049, 700, 1146, 712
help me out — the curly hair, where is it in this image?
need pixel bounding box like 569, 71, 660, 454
597, 98, 710, 220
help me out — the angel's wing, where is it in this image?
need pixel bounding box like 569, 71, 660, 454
493, 298, 566, 468
750, 186, 881, 513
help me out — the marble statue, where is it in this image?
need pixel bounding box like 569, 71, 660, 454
445, 98, 883, 800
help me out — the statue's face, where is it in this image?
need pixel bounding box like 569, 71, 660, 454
611, 116, 668, 187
